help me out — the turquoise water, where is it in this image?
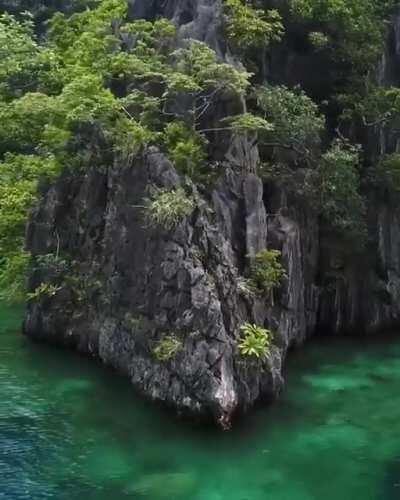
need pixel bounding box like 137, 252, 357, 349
1, 305, 400, 500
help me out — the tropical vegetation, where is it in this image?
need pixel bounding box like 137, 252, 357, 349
0, 0, 399, 302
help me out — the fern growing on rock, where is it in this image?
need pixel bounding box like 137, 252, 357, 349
249, 249, 286, 294
144, 187, 195, 230
153, 335, 182, 362
238, 323, 272, 359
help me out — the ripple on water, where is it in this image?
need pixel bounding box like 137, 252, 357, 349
1, 305, 400, 500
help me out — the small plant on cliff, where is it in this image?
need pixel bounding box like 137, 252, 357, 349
144, 187, 195, 230
308, 31, 329, 50
238, 323, 272, 359
27, 282, 62, 301
153, 335, 182, 362
249, 249, 286, 294
33, 253, 70, 276
163, 122, 207, 179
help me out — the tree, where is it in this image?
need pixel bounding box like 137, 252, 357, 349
0, 12, 60, 99
223, 0, 283, 50
255, 84, 325, 158
166, 40, 252, 130
0, 154, 60, 301
312, 140, 366, 241
289, 0, 396, 70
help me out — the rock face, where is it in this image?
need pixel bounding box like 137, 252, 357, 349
23, 0, 400, 426
25, 149, 286, 426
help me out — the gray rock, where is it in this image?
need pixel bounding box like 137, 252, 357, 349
22, 0, 400, 428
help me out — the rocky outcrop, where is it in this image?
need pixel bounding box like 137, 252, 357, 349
25, 149, 289, 426
22, 0, 400, 426
24, 144, 400, 426
317, 195, 400, 335
128, 0, 224, 53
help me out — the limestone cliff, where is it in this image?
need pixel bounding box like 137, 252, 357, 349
22, 0, 400, 427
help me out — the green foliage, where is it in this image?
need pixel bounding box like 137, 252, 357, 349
153, 335, 182, 362
249, 249, 286, 293
341, 84, 400, 127
113, 116, 156, 159
171, 40, 251, 98
47, 0, 129, 79
0, 12, 60, 99
27, 282, 62, 301
33, 253, 71, 276
222, 113, 274, 133
376, 154, 400, 193
58, 74, 117, 123
145, 187, 195, 230
238, 323, 272, 359
256, 85, 325, 155
314, 140, 366, 240
62, 270, 103, 306
1, 0, 394, 303
0, 3, 256, 301
308, 31, 329, 49
0, 154, 61, 302
289, 0, 397, 128
289, 0, 396, 70
0, 251, 30, 303
223, 0, 283, 50
163, 122, 207, 178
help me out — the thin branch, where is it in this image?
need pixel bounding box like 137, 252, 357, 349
121, 105, 135, 121
361, 112, 392, 128
197, 126, 238, 133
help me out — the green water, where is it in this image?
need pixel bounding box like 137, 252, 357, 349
1, 305, 400, 500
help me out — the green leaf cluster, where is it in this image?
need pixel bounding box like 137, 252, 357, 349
222, 113, 274, 133
249, 249, 286, 294
163, 122, 207, 179
0, 154, 60, 301
289, 0, 396, 70
0, 1, 256, 301
153, 335, 182, 362
144, 187, 195, 230
223, 0, 283, 50
256, 85, 325, 155
238, 323, 272, 359
375, 154, 400, 193
313, 140, 366, 241
27, 282, 62, 301
288, 0, 397, 132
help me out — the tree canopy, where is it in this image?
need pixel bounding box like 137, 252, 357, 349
0, 0, 399, 300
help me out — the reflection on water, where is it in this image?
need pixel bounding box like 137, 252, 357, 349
1, 305, 400, 499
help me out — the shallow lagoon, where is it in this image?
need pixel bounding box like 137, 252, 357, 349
1, 305, 400, 499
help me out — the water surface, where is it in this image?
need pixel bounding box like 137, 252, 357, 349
1, 305, 400, 499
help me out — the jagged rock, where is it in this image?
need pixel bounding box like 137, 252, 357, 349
25, 149, 288, 426
22, 0, 400, 427
129, 0, 223, 48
